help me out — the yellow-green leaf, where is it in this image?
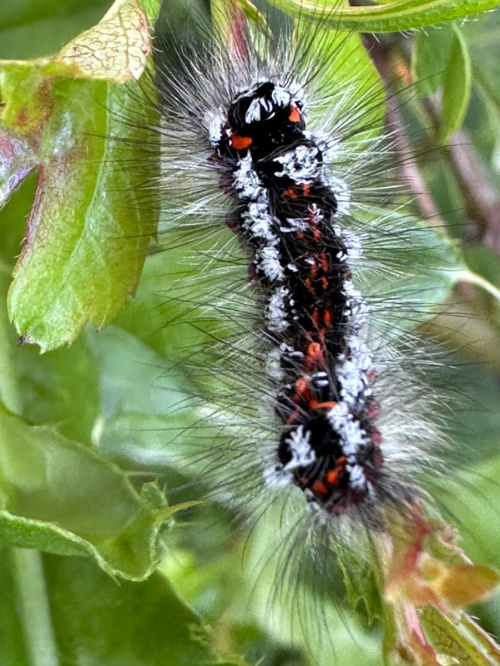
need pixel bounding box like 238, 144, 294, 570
439, 24, 472, 144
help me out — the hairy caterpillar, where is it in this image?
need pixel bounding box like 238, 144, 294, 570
153, 9, 438, 512
107, 2, 500, 663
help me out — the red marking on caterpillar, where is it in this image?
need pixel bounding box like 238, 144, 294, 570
289, 104, 301, 123
229, 134, 253, 150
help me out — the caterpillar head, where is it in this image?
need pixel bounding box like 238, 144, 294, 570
224, 80, 305, 155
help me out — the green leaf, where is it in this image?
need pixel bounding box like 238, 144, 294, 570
87, 325, 194, 469
439, 24, 472, 144
13, 336, 101, 445
411, 23, 454, 97
436, 454, 500, 568
46, 555, 246, 666
339, 557, 384, 625
0, 5, 110, 61
0, 0, 158, 351
0, 0, 107, 32
265, 0, 500, 33
0, 204, 101, 443
0, 403, 172, 580
355, 212, 467, 337
422, 606, 500, 666
6, 76, 156, 351
0, 548, 245, 666
44, 556, 236, 666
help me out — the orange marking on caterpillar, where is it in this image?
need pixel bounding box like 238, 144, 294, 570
284, 187, 297, 198
309, 400, 337, 410
323, 309, 332, 327
303, 183, 311, 197
313, 228, 321, 241
326, 470, 340, 486
327, 456, 347, 486
312, 480, 328, 496
289, 105, 301, 123
306, 342, 323, 364
295, 376, 308, 395
312, 309, 319, 326
320, 254, 329, 272
230, 134, 252, 150
321, 276, 328, 291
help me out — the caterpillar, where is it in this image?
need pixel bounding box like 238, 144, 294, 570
150, 8, 445, 531
125, 2, 500, 662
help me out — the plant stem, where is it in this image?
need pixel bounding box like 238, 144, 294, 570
11, 548, 59, 666
457, 269, 500, 303
0, 271, 59, 665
